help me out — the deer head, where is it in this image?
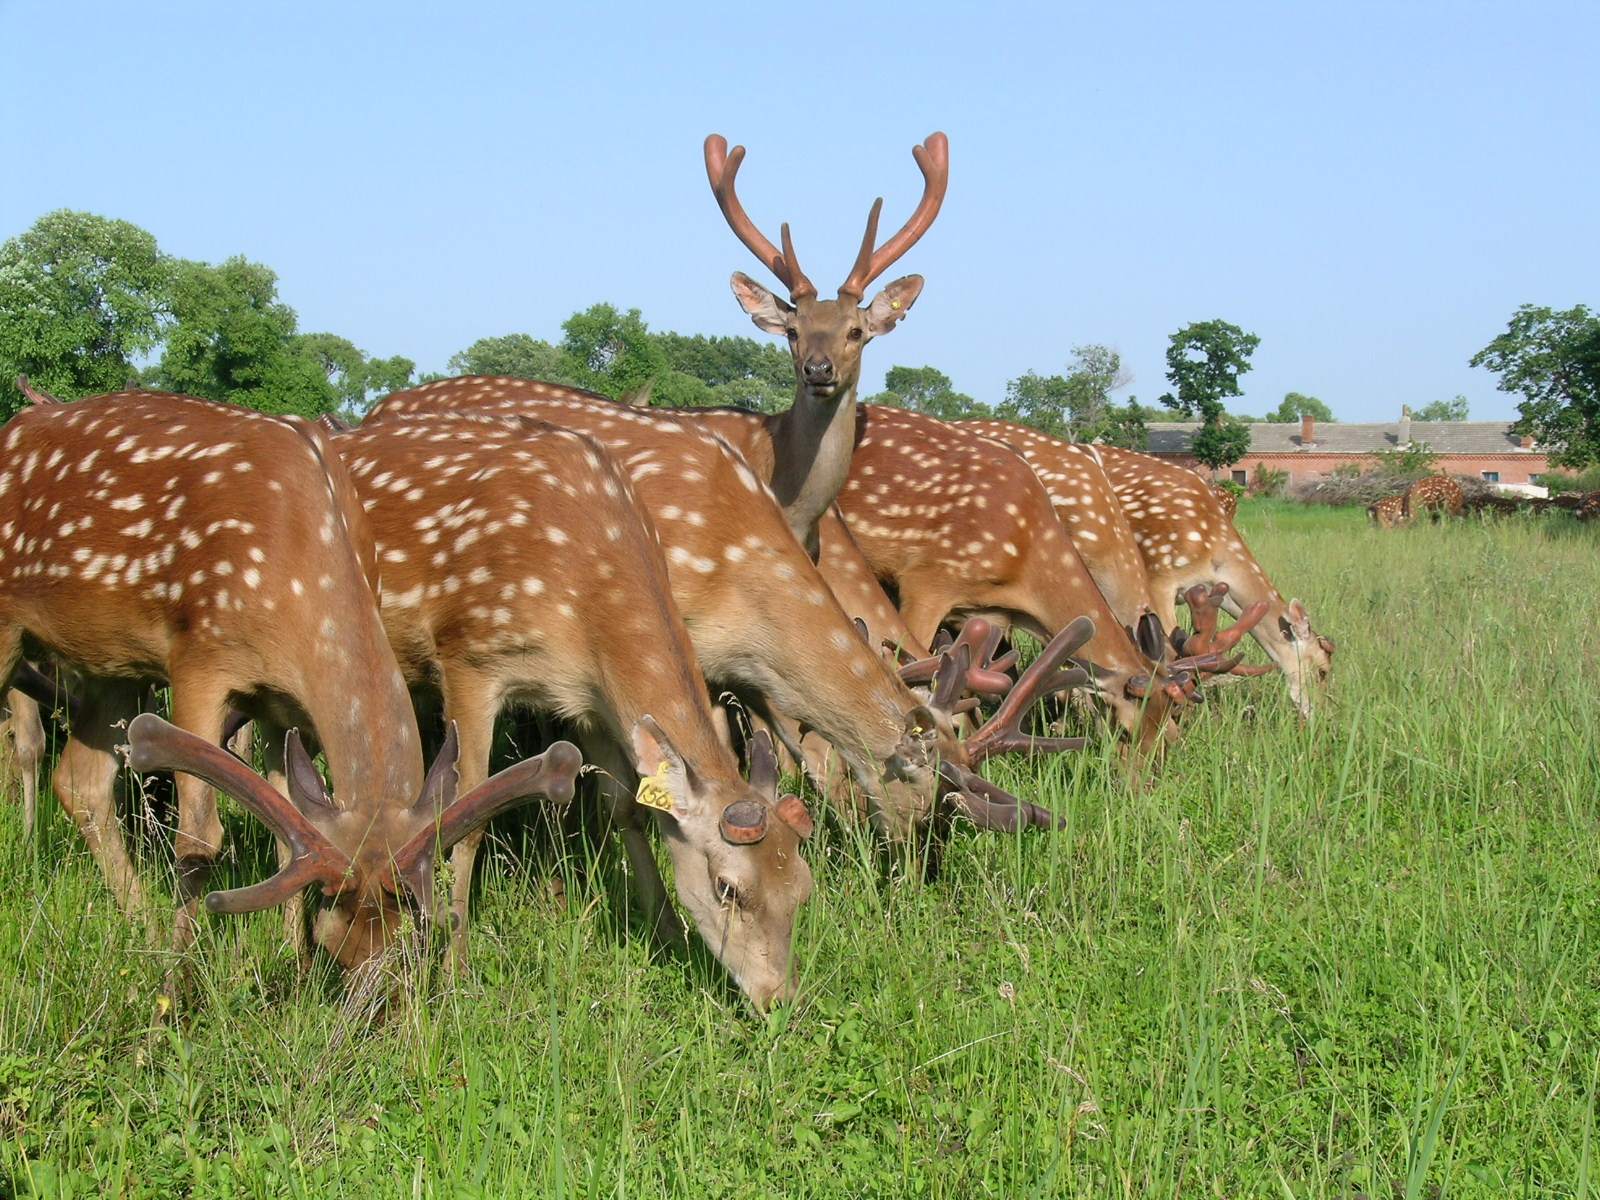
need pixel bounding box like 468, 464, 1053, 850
126, 714, 581, 967
632, 720, 812, 1007
705, 133, 947, 401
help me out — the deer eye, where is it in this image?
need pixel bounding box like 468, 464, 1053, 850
785, 327, 799, 342
715, 876, 744, 907
847, 327, 863, 341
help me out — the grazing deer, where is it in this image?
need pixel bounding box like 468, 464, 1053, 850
956, 420, 1267, 676
1092, 445, 1336, 715
0, 389, 577, 971
834, 405, 1206, 753
333, 417, 814, 1006
1404, 475, 1464, 521
1368, 493, 1410, 529
703, 131, 947, 553
364, 380, 1077, 836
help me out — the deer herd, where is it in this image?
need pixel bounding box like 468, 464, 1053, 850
0, 132, 1336, 1011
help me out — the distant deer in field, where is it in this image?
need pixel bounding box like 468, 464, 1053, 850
1404, 475, 1464, 521
704, 131, 947, 553
1368, 493, 1409, 528
0, 390, 577, 975
366, 379, 1081, 836
1093, 445, 1335, 715
333, 416, 814, 1006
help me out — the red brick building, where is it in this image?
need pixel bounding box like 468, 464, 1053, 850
1145, 410, 1551, 491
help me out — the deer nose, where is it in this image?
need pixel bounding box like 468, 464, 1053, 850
803, 356, 835, 384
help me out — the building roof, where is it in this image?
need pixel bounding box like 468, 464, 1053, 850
1144, 419, 1535, 456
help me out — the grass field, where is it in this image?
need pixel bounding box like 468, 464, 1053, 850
1, 501, 1597, 1198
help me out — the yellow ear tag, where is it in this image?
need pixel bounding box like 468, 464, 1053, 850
635, 761, 676, 812
889, 299, 901, 310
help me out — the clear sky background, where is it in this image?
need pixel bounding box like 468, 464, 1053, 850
3, 0, 1594, 421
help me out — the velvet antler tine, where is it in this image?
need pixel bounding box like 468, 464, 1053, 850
748, 729, 779, 797
1203, 600, 1270, 655
284, 728, 334, 811
837, 197, 884, 301
777, 223, 816, 300
931, 644, 969, 714
960, 617, 1095, 765
386, 740, 583, 882
126, 714, 353, 912
957, 770, 1064, 831
838, 132, 950, 299
412, 722, 461, 817
704, 135, 814, 299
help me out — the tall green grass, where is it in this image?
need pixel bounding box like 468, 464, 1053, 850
1, 503, 1596, 1197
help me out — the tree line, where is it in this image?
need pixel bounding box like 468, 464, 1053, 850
2, 211, 1595, 468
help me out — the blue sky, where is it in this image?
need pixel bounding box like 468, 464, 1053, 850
3, 0, 1594, 421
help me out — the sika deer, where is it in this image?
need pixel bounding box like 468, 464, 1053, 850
365, 379, 1077, 835
1404, 475, 1465, 521
0, 390, 577, 971
704, 132, 947, 552
333, 417, 813, 1006
1093, 445, 1335, 715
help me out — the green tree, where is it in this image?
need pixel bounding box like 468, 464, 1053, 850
1414, 394, 1469, 421
0, 210, 172, 418
559, 304, 666, 400
996, 344, 1131, 440
293, 332, 415, 415
1101, 396, 1155, 450
1266, 391, 1335, 423
1192, 416, 1253, 471
447, 333, 576, 384
153, 256, 334, 415
868, 364, 990, 421
1160, 319, 1261, 471
1472, 304, 1600, 466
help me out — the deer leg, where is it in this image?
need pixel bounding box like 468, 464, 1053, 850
51, 680, 153, 932
163, 670, 233, 958
252, 719, 312, 969
441, 666, 500, 970
3, 688, 45, 839
11, 691, 44, 840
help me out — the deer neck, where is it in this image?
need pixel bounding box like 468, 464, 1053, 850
301, 591, 426, 820
763, 381, 861, 555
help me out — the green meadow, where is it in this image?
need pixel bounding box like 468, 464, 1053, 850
1, 502, 1596, 1198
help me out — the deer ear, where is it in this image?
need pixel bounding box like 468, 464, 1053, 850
730, 272, 793, 335
863, 275, 924, 336
630, 716, 697, 818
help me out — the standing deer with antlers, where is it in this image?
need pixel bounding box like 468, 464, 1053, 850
1091, 445, 1335, 715
701, 131, 947, 554
0, 390, 577, 975
365, 381, 1084, 836
333, 416, 814, 1006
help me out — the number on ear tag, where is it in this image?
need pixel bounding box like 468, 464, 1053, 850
635, 761, 675, 812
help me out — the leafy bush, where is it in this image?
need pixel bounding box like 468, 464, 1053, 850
1252, 464, 1289, 498
1543, 465, 1600, 494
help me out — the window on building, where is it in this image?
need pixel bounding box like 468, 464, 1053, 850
1481, 471, 1500, 483
1231, 470, 1247, 485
